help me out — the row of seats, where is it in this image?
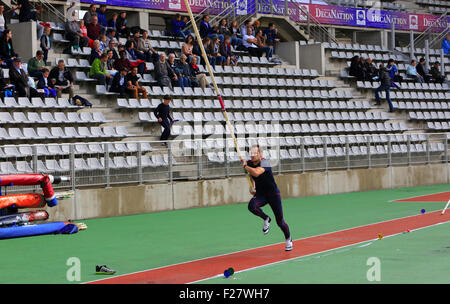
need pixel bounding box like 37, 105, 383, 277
331, 51, 405, 62
182, 134, 429, 150
357, 81, 449, 91
207, 143, 445, 164
0, 126, 129, 140
395, 47, 446, 56
409, 111, 450, 120
0, 97, 80, 109
324, 42, 391, 53
118, 98, 371, 110
392, 101, 450, 111
0, 112, 108, 124
427, 122, 450, 130
0, 154, 175, 174
139, 110, 389, 123
168, 122, 408, 136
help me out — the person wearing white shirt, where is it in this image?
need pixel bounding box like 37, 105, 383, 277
243, 25, 263, 58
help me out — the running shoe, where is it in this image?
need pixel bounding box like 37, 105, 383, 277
285, 237, 293, 251
96, 265, 116, 275
263, 217, 271, 235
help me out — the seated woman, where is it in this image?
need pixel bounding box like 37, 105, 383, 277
181, 35, 201, 64
220, 36, 238, 66
189, 56, 209, 89
125, 40, 146, 75
89, 40, 102, 65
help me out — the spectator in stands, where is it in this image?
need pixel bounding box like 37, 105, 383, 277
386, 58, 402, 88
104, 49, 115, 72
114, 50, 133, 71
89, 53, 112, 87
27, 50, 46, 78
430, 61, 445, 84
252, 20, 261, 37
0, 65, 14, 97
0, 5, 7, 37
442, 33, 450, 55
189, 56, 209, 89
106, 28, 118, 45
0, 30, 17, 68
116, 11, 130, 37
125, 40, 146, 74
255, 29, 273, 60
416, 58, 431, 83
49, 59, 75, 100
105, 39, 119, 60
240, 20, 250, 38
220, 35, 238, 67
129, 31, 147, 60
243, 25, 263, 58
97, 5, 108, 30
174, 54, 192, 90
99, 34, 109, 53
264, 23, 280, 48
66, 2, 77, 22
364, 57, 377, 82
89, 40, 103, 65
171, 14, 190, 39
13, 0, 32, 23
109, 66, 128, 97
83, 4, 97, 25
155, 52, 177, 90
36, 68, 57, 98
229, 20, 242, 47
210, 37, 226, 67
9, 58, 38, 98
406, 59, 424, 83
167, 53, 181, 88
136, 30, 158, 63
182, 35, 201, 64
87, 15, 102, 41
108, 13, 119, 36
79, 19, 92, 47
374, 63, 394, 112
349, 55, 363, 80
154, 94, 174, 144
218, 19, 231, 39
200, 15, 223, 42
65, 15, 89, 48
40, 26, 51, 65
203, 37, 216, 68
30, 4, 44, 40
126, 66, 147, 99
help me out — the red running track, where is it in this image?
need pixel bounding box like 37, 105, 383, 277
87, 210, 450, 284
394, 191, 450, 202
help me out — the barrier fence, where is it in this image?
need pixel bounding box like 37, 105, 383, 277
0, 132, 448, 193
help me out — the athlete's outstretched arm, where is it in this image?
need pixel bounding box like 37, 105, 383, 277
243, 162, 265, 178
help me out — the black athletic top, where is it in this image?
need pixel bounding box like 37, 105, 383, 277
247, 159, 280, 196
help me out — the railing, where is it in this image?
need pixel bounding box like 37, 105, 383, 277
407, 9, 448, 50
10, 0, 66, 24
0, 132, 448, 193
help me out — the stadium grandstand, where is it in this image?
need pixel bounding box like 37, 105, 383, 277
0, 0, 449, 285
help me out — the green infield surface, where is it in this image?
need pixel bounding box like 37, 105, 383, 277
0, 184, 449, 284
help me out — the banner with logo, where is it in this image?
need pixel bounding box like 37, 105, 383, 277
80, 0, 448, 32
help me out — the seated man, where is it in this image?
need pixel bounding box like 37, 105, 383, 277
9, 58, 40, 98
89, 53, 113, 87
36, 68, 57, 97
406, 60, 424, 83
27, 50, 46, 78
87, 15, 102, 41
154, 53, 177, 90
109, 67, 128, 97
430, 61, 445, 84
65, 14, 89, 48
126, 66, 147, 99
49, 59, 75, 100
416, 58, 431, 83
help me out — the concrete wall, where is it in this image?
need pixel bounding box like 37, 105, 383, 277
276, 41, 299, 68
298, 43, 325, 76
44, 163, 449, 221
355, 30, 383, 47
9, 21, 38, 63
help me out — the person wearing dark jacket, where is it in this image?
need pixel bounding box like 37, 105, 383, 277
374, 64, 394, 112
49, 59, 75, 99
36, 68, 57, 97
364, 57, 377, 82
220, 36, 238, 66
416, 58, 431, 83
430, 61, 445, 84
116, 12, 130, 37
109, 67, 128, 97
0, 30, 18, 67
9, 58, 39, 98
349, 55, 363, 80
154, 94, 174, 144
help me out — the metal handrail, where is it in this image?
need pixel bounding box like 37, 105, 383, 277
407, 9, 448, 49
